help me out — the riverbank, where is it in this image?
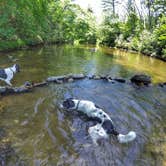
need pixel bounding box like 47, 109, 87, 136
0, 39, 66, 53
115, 46, 166, 62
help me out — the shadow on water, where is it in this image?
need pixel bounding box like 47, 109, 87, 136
0, 45, 166, 165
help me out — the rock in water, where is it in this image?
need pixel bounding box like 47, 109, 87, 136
130, 74, 151, 85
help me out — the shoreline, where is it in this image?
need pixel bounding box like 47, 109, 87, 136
114, 46, 166, 62
0, 41, 166, 62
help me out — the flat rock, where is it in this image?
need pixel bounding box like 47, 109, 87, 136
55, 80, 63, 84
47, 75, 70, 82
72, 74, 85, 79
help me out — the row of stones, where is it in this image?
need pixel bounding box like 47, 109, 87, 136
0, 74, 165, 95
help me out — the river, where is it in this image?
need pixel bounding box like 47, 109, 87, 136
0, 45, 166, 166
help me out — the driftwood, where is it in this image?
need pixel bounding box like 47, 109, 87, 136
0, 73, 165, 96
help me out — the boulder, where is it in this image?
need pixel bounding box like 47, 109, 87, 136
130, 74, 151, 85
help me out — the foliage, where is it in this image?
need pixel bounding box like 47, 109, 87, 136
0, 0, 97, 51
99, 0, 166, 60
99, 16, 121, 46
0, 0, 165, 60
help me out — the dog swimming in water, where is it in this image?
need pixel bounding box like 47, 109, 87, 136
61, 98, 136, 145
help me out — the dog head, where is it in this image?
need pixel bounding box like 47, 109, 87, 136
13, 64, 20, 72
61, 98, 75, 109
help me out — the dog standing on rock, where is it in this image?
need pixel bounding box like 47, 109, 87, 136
61, 98, 136, 145
0, 64, 20, 86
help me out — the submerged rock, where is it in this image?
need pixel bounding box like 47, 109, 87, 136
130, 74, 151, 85
0, 87, 6, 94
158, 82, 166, 87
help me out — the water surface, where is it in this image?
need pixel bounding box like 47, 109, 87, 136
0, 45, 166, 166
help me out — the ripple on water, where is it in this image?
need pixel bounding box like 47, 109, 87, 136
0, 45, 166, 165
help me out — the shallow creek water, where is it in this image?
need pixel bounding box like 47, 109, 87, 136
0, 45, 166, 166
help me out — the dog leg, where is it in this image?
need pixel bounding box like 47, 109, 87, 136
5, 80, 12, 86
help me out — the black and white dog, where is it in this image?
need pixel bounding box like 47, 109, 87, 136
61, 98, 136, 145
0, 64, 20, 86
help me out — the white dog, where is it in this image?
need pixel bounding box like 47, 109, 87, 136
61, 98, 136, 145
0, 64, 20, 86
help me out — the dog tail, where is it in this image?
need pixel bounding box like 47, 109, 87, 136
117, 131, 136, 143
102, 120, 136, 143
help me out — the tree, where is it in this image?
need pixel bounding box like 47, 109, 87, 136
102, 0, 119, 16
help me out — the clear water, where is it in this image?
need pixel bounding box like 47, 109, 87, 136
0, 45, 166, 166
